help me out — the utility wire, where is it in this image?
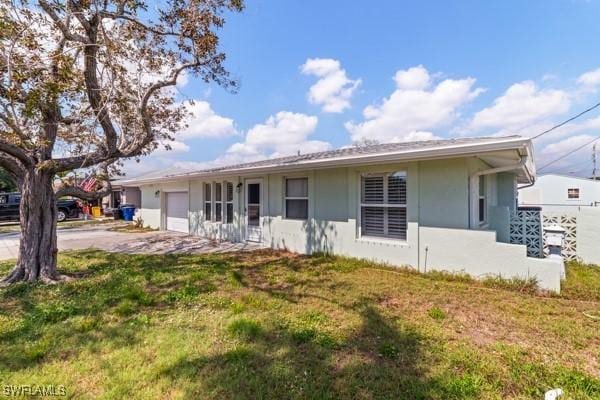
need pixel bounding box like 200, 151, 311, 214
531, 101, 600, 140
538, 136, 600, 171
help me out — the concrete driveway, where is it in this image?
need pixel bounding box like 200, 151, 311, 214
0, 223, 261, 261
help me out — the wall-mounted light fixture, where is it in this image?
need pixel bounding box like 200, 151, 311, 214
154, 190, 161, 198
236, 182, 243, 193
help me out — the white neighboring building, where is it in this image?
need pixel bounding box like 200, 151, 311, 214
519, 174, 600, 212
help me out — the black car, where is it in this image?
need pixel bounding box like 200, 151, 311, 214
0, 192, 82, 222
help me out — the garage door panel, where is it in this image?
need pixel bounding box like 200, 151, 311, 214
166, 192, 189, 233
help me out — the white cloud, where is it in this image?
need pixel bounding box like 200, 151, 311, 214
301, 58, 361, 113
537, 134, 596, 170
468, 81, 571, 131
152, 140, 190, 156
227, 111, 330, 159
178, 101, 238, 139
577, 68, 600, 88
345, 65, 482, 142
393, 65, 431, 90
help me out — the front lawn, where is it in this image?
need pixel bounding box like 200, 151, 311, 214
0, 251, 598, 399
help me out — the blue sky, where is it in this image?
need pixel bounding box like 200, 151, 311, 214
130, 0, 600, 177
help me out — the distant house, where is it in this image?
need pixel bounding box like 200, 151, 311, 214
117, 136, 563, 291
102, 183, 142, 209
519, 174, 600, 212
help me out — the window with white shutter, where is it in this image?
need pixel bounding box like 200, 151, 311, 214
360, 172, 407, 240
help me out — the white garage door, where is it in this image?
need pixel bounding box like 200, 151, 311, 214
166, 192, 189, 233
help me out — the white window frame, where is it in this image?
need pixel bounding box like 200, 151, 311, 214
225, 181, 234, 224
204, 182, 212, 222
284, 177, 309, 220
359, 171, 407, 240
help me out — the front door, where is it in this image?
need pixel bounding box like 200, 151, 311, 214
245, 179, 263, 242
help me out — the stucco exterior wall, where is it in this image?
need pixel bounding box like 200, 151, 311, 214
577, 207, 600, 265
419, 227, 562, 291
136, 157, 563, 291
122, 187, 141, 208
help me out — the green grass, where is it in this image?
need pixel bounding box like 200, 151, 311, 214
561, 260, 600, 302
0, 250, 598, 399
0, 218, 115, 234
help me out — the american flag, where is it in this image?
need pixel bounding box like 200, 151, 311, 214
80, 177, 97, 192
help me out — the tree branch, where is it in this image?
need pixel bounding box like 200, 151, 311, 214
38, 0, 89, 43
54, 179, 111, 200
0, 152, 24, 179
0, 138, 32, 166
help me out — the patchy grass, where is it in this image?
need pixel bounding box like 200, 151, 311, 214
561, 260, 600, 302
0, 218, 115, 234
0, 250, 598, 399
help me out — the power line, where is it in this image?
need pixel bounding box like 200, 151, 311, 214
538, 136, 600, 171
531, 101, 600, 140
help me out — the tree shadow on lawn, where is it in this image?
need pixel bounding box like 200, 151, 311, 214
159, 303, 470, 400
0, 250, 228, 371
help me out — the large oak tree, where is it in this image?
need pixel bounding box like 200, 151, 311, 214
0, 0, 243, 284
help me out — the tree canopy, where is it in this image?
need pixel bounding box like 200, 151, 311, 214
0, 0, 243, 284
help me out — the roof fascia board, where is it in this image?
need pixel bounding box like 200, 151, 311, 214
121, 138, 531, 186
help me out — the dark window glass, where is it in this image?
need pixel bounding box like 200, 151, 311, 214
226, 203, 233, 224
215, 203, 222, 222
215, 183, 222, 202
248, 183, 260, 204
285, 199, 308, 219
567, 188, 580, 199
478, 198, 486, 222
248, 205, 260, 226
205, 203, 211, 220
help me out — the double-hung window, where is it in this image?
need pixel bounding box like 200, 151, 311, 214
215, 182, 222, 222
204, 183, 212, 221
225, 182, 234, 223
360, 172, 407, 240
285, 178, 308, 220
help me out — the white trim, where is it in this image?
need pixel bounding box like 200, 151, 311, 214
283, 176, 309, 220
245, 178, 264, 243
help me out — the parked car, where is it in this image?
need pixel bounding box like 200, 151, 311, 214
0, 192, 82, 222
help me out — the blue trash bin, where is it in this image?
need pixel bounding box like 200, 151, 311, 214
121, 206, 135, 221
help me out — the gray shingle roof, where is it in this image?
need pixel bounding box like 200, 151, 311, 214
118, 135, 525, 184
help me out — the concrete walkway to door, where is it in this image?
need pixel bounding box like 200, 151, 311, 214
0, 222, 262, 261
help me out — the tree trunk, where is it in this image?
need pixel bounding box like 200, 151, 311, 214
1, 170, 60, 284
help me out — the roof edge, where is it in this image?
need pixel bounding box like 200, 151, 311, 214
118, 136, 532, 186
